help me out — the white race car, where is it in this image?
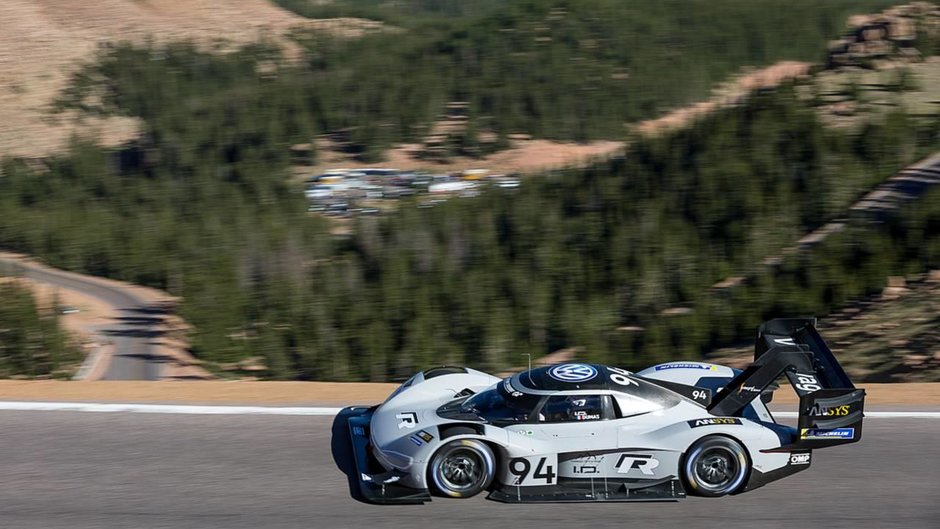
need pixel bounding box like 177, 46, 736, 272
340, 319, 865, 504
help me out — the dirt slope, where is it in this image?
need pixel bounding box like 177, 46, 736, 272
0, 0, 380, 159
633, 61, 812, 136
307, 61, 812, 176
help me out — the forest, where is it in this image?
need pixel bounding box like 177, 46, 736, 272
282, 0, 898, 158
59, 0, 897, 160
2, 0, 938, 380
0, 281, 78, 378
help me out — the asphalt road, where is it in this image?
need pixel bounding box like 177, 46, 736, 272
0, 412, 936, 529
0, 257, 162, 380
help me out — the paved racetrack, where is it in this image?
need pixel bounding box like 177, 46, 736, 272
0, 412, 937, 529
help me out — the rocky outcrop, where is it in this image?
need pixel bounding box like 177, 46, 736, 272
828, 2, 940, 69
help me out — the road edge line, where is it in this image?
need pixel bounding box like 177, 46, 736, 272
0, 401, 344, 415
0, 402, 937, 417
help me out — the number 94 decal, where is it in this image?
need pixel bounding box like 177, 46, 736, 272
505, 455, 557, 486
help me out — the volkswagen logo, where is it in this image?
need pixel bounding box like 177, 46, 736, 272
548, 363, 597, 382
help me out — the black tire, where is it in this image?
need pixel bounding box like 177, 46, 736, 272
682, 436, 750, 497
428, 439, 495, 498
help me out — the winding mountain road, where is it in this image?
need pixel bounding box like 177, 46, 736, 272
0, 255, 165, 380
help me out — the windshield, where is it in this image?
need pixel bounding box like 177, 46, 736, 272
460, 387, 541, 424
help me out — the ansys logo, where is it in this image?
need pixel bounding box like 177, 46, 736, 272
548, 364, 598, 382
809, 403, 851, 417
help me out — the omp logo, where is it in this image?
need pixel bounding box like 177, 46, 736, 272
809, 403, 851, 417
794, 372, 822, 392
688, 417, 742, 428
396, 412, 418, 429
789, 453, 811, 465
616, 453, 660, 475
548, 364, 598, 382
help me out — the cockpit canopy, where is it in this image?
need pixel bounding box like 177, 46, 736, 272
437, 363, 681, 426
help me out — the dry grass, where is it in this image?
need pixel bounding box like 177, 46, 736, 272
307, 138, 625, 177
1, 0, 814, 172
0, 0, 381, 159
305, 61, 813, 177
633, 61, 812, 136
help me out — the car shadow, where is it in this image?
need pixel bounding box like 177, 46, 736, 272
101, 328, 165, 338
331, 407, 369, 504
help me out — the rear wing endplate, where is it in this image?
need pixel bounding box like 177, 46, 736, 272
707, 319, 865, 447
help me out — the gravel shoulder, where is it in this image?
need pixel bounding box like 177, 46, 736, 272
0, 380, 935, 407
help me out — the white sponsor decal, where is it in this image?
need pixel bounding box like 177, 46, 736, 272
396, 411, 418, 429
789, 453, 811, 465
573, 411, 600, 421
607, 366, 639, 387
794, 372, 822, 392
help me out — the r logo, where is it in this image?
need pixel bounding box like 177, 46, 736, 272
396, 412, 418, 429
616, 453, 660, 475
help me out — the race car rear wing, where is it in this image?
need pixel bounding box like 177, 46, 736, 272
754, 318, 854, 392
707, 318, 864, 448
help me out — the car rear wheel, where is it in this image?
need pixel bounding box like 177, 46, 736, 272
682, 435, 750, 497
428, 439, 495, 498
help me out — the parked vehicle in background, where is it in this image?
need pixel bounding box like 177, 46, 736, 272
305, 184, 334, 200
305, 168, 521, 217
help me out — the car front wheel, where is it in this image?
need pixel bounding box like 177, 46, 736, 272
428, 439, 495, 498
682, 435, 750, 497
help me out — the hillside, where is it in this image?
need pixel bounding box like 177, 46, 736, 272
0, 0, 380, 159
708, 273, 940, 382
3, 1, 940, 382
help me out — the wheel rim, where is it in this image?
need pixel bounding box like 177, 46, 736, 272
437, 448, 484, 493
693, 446, 740, 492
